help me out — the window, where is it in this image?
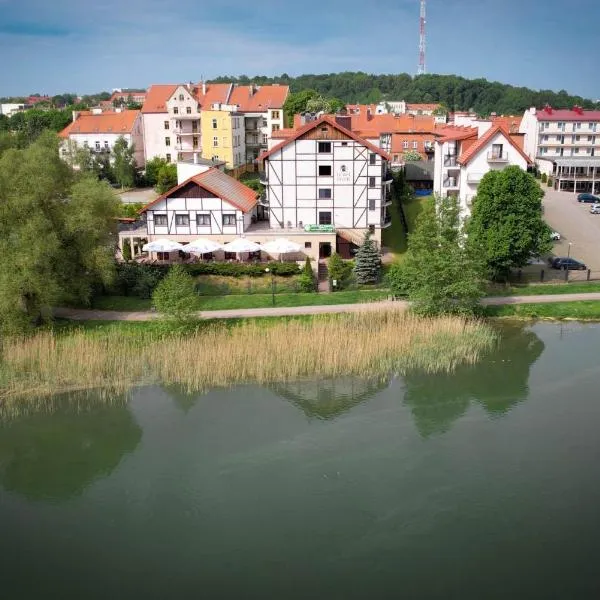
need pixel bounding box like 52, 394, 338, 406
83, 141, 89, 147
369, 199, 376, 210
176, 136, 181, 144
272, 110, 280, 120
104, 141, 109, 150
262, 134, 268, 145
175, 214, 189, 226
576, 122, 581, 129
213, 136, 218, 147
369, 153, 377, 165
179, 94, 184, 101
95, 141, 100, 151
272, 124, 280, 132
318, 165, 332, 176
222, 214, 236, 226
165, 137, 171, 146
193, 136, 198, 148
212, 118, 217, 129
304, 242, 312, 249
157, 252, 170, 261
369, 177, 376, 188
164, 121, 169, 130
173, 107, 179, 115
403, 141, 409, 149
224, 251, 237, 260
393, 154, 399, 161
192, 121, 198, 132
341, 142, 348, 146
186, 106, 192, 114
543, 135, 549, 142
574, 148, 580, 154
575, 135, 581, 141
318, 188, 332, 199
318, 142, 332, 153
154, 214, 167, 226
177, 153, 183, 161
197, 214, 210, 226
165, 153, 171, 163
262, 118, 268, 127
413, 141, 418, 149
318, 211, 332, 225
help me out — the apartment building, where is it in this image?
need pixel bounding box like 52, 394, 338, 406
433, 124, 531, 214
520, 106, 600, 193
347, 101, 446, 123
141, 82, 288, 166
201, 106, 246, 168
260, 115, 393, 258
59, 108, 144, 166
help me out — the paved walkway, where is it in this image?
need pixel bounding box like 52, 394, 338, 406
53, 292, 600, 322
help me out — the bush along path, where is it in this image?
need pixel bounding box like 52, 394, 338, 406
53, 292, 600, 322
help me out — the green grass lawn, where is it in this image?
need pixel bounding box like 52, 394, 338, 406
90, 289, 389, 313
383, 195, 429, 259
484, 301, 600, 320
487, 281, 600, 296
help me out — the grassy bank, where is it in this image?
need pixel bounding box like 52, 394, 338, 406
383, 195, 428, 259
487, 281, 600, 297
484, 301, 600, 320
0, 310, 495, 402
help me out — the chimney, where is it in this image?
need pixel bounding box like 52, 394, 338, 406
366, 107, 372, 121
193, 153, 198, 164
530, 107, 536, 115
202, 81, 207, 96
72, 110, 79, 122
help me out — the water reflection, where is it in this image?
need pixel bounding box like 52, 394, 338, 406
0, 390, 141, 502
271, 377, 391, 420
403, 325, 545, 437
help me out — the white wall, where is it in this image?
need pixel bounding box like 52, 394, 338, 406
0, 103, 25, 116
176, 162, 212, 184
143, 112, 171, 163
519, 108, 539, 159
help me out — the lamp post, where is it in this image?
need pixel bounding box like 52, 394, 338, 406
566, 242, 572, 282
265, 267, 275, 306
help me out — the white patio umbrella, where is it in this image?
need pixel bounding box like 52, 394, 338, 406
142, 239, 184, 252
261, 238, 302, 256
222, 238, 261, 254
184, 238, 223, 254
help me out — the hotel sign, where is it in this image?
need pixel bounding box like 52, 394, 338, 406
335, 163, 351, 184
304, 224, 335, 233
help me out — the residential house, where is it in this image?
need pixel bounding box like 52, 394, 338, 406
520, 105, 600, 193
0, 103, 25, 117
201, 105, 246, 169
433, 124, 531, 214
58, 108, 144, 166
110, 89, 147, 105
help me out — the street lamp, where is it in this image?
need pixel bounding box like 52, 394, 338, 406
566, 242, 573, 282
265, 267, 275, 306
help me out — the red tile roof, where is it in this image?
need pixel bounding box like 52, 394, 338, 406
142, 85, 178, 113
534, 107, 600, 122
196, 83, 233, 109
59, 110, 140, 138
140, 168, 258, 214
271, 128, 295, 139
259, 115, 390, 162
435, 125, 478, 142
406, 103, 441, 112
491, 115, 522, 133
229, 84, 289, 112
457, 125, 532, 166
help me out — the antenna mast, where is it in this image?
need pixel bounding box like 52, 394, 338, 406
418, 0, 426, 75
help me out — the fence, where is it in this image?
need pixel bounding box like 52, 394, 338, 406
508, 267, 600, 284
225, 162, 258, 179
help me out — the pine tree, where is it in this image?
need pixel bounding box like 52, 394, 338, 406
354, 233, 381, 284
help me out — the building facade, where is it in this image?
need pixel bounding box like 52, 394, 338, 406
433, 124, 531, 214
59, 109, 144, 166
200, 106, 246, 168
520, 106, 600, 193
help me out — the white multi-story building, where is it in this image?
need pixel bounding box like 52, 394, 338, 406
59, 108, 144, 166
433, 124, 531, 214
0, 103, 25, 117
520, 106, 600, 193
260, 114, 393, 257
141, 82, 288, 166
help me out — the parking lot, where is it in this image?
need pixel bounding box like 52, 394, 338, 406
543, 189, 600, 272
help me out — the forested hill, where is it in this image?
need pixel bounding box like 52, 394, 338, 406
210, 72, 599, 116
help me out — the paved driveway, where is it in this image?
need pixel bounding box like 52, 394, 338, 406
543, 189, 600, 271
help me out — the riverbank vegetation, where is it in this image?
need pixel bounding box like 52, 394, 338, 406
484, 301, 600, 320
0, 310, 496, 402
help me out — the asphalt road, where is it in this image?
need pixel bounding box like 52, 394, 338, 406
543, 189, 600, 271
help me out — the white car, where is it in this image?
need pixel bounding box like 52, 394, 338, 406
591, 204, 600, 215
550, 231, 561, 241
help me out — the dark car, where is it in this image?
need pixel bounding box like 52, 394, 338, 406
577, 193, 600, 203
549, 257, 587, 270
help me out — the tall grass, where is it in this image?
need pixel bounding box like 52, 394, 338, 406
0, 309, 496, 403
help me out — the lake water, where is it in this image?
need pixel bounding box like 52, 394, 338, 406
1, 323, 600, 599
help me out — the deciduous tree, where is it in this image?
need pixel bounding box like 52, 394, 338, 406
152, 265, 198, 320
112, 136, 137, 188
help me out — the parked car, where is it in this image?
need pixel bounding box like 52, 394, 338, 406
577, 193, 600, 203
550, 231, 561, 240
549, 257, 587, 270
591, 204, 600, 214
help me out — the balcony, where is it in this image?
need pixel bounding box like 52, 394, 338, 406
487, 151, 509, 162
443, 176, 459, 189
444, 155, 457, 167
246, 135, 263, 147
173, 129, 198, 136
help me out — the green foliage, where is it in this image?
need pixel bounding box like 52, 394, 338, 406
328, 253, 354, 290
466, 166, 552, 280
297, 273, 315, 292
541, 172, 548, 183
144, 157, 168, 187
156, 163, 177, 193
302, 256, 313, 278
122, 240, 132, 261
152, 265, 198, 320
0, 133, 119, 332
112, 136, 136, 188
354, 233, 381, 284
387, 195, 485, 316
243, 177, 264, 196
547, 177, 553, 187
403, 150, 422, 161
185, 261, 300, 278
283, 89, 344, 124
117, 202, 145, 218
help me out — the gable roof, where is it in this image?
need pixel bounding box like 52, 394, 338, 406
406, 103, 440, 112
259, 115, 390, 162
196, 83, 233, 109
142, 85, 178, 113
59, 110, 140, 138
491, 115, 522, 133
229, 84, 289, 112
435, 125, 479, 142
457, 125, 532, 166
534, 107, 600, 122
139, 168, 258, 214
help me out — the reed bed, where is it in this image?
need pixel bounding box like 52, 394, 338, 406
0, 308, 496, 403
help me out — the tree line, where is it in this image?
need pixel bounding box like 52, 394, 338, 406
211, 72, 599, 116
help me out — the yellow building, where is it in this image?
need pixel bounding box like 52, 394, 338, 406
200, 106, 245, 169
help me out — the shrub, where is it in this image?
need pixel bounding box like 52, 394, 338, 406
547, 177, 553, 187
328, 253, 354, 290
185, 261, 300, 278
297, 273, 316, 292
152, 265, 198, 320
302, 256, 313, 277
121, 241, 132, 261
541, 173, 548, 183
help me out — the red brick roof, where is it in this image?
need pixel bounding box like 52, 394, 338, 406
142, 85, 178, 113
491, 115, 522, 133
535, 107, 600, 122
140, 168, 258, 214
259, 115, 390, 162
196, 83, 233, 109
59, 110, 140, 138
435, 125, 479, 142
457, 125, 532, 166
229, 85, 289, 112
406, 103, 440, 112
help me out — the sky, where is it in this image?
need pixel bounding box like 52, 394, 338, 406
1, 0, 598, 99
